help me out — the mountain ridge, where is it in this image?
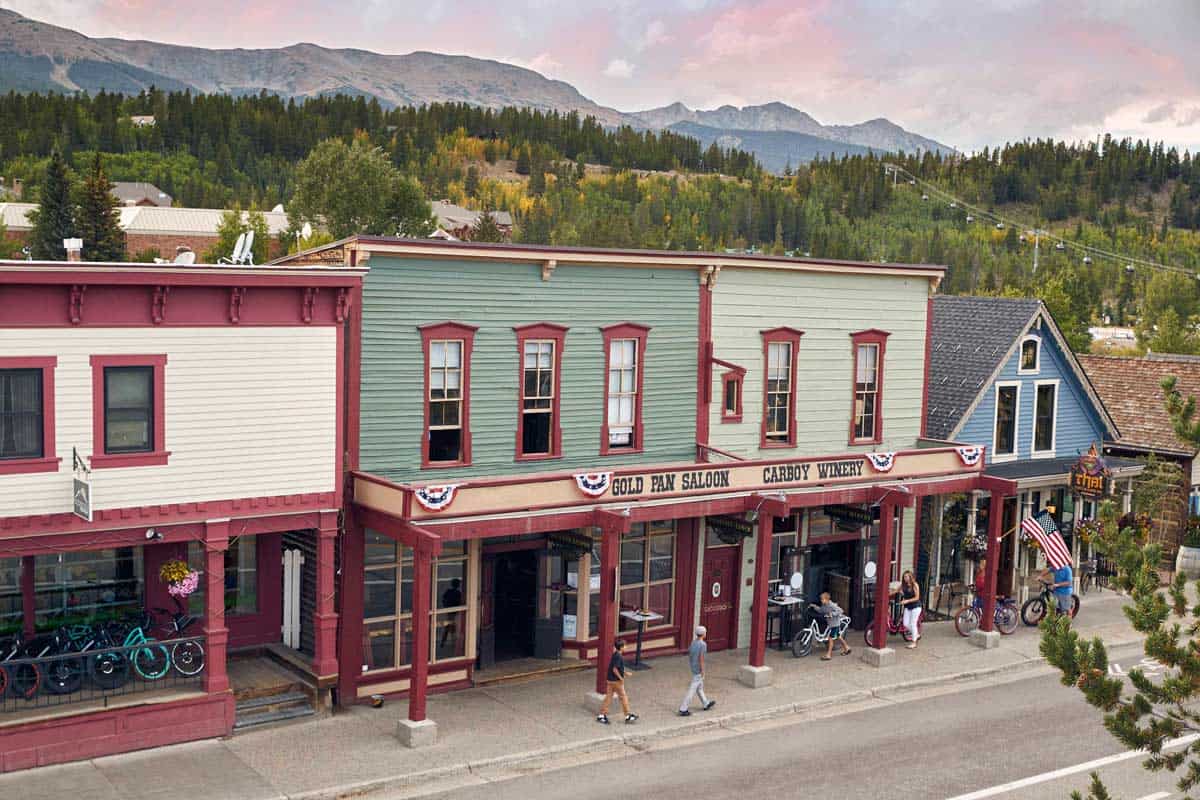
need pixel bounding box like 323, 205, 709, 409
0, 9, 954, 165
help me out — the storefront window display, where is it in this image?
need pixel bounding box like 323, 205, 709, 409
361, 530, 470, 672
559, 537, 601, 638
187, 537, 258, 615
33, 548, 143, 629
619, 520, 675, 631
769, 513, 800, 592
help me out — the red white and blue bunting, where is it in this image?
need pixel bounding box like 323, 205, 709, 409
955, 446, 984, 467
864, 452, 896, 473
414, 484, 460, 512
574, 472, 613, 498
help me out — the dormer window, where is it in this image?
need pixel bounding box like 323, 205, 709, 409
1019, 336, 1040, 374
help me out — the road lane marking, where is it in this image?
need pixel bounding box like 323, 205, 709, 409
944, 734, 1198, 800
1135, 792, 1170, 800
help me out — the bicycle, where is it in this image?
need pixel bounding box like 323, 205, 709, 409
0, 632, 40, 699
791, 604, 854, 658
114, 613, 171, 680
1021, 579, 1080, 626
864, 597, 924, 648
151, 607, 206, 676
954, 595, 1019, 636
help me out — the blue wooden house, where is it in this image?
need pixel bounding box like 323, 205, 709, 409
923, 296, 1140, 604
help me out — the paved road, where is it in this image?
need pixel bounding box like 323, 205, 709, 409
413, 641, 1181, 800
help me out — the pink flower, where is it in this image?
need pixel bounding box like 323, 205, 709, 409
168, 570, 200, 598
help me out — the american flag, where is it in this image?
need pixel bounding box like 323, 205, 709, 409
1022, 511, 1073, 570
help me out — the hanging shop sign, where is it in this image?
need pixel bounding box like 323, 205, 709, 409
73, 476, 93, 522
548, 530, 593, 556
824, 504, 873, 530
1069, 444, 1111, 500
707, 514, 755, 544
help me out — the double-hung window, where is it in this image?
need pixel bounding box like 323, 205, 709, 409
600, 323, 649, 454
0, 358, 57, 474
850, 330, 889, 445
1032, 380, 1058, 456
993, 382, 1019, 461
760, 328, 803, 448
90, 355, 168, 468
514, 323, 566, 459
420, 322, 477, 467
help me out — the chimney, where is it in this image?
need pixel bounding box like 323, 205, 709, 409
63, 238, 83, 262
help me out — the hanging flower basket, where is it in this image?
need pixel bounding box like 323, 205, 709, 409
1076, 518, 1102, 544
160, 558, 200, 599
961, 529, 988, 560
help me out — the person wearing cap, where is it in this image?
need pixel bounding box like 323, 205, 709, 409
678, 625, 716, 716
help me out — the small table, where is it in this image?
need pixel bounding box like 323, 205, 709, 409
619, 610, 664, 670
767, 595, 804, 650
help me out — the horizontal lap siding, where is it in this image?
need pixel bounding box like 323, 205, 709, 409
958, 328, 1106, 462
360, 257, 698, 482
0, 327, 337, 517
708, 270, 930, 457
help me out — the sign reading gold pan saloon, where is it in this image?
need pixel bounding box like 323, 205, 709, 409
608, 457, 872, 498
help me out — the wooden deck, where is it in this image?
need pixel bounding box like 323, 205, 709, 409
228, 656, 308, 702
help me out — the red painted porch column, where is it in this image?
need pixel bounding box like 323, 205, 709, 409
870, 502, 896, 649
594, 520, 620, 695
980, 491, 1004, 633
409, 543, 433, 722
202, 520, 230, 694
312, 509, 340, 677
748, 509, 774, 668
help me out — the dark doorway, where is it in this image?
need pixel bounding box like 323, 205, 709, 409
493, 550, 538, 661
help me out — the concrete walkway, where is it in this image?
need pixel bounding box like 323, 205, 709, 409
0, 592, 1143, 800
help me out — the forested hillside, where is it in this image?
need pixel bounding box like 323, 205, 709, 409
3, 91, 1199, 353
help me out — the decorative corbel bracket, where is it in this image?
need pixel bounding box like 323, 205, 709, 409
69, 284, 86, 325
151, 285, 169, 325
302, 287, 319, 324
541, 259, 557, 282
335, 287, 352, 323
229, 287, 246, 324
700, 264, 721, 289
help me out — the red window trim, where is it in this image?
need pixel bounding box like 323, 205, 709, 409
419, 322, 479, 469
90, 354, 169, 469
514, 322, 568, 461
0, 357, 60, 475
849, 329, 890, 446
720, 368, 745, 424
760, 327, 803, 448
600, 322, 651, 456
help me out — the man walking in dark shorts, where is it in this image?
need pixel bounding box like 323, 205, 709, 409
679, 626, 716, 716
597, 639, 637, 724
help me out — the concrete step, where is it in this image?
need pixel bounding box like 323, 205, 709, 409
235, 690, 310, 712
233, 704, 315, 731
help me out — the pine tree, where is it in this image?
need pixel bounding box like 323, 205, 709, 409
464, 165, 480, 198
515, 145, 531, 176
469, 209, 506, 243
75, 153, 126, 261
27, 151, 76, 260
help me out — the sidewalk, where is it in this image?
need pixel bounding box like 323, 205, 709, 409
3, 592, 1142, 800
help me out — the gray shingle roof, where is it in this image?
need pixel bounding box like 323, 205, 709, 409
925, 295, 1041, 440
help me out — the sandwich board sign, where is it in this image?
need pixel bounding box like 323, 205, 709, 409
73, 476, 93, 522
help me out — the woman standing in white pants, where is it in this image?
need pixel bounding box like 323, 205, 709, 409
894, 570, 922, 649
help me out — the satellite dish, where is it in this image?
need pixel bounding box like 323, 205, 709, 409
271, 204, 285, 214
173, 250, 196, 265
219, 232, 246, 265
240, 230, 255, 264
301, 222, 313, 240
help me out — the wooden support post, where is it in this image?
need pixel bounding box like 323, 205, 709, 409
595, 522, 619, 694
870, 502, 895, 649
202, 519, 231, 694
748, 509, 774, 668
312, 509, 340, 677
410, 544, 433, 722
980, 490, 1004, 633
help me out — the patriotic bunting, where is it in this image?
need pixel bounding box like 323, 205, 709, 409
1021, 511, 1073, 569
413, 484, 459, 512
864, 452, 896, 473
955, 446, 984, 467
574, 472, 613, 498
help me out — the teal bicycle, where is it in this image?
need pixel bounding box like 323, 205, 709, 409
122, 615, 171, 680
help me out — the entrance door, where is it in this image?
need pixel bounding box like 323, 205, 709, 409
700, 546, 739, 651
998, 497, 1018, 597
493, 550, 538, 661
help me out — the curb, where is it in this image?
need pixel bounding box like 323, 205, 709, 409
283, 646, 1127, 800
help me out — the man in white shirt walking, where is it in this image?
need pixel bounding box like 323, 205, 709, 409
678, 626, 716, 716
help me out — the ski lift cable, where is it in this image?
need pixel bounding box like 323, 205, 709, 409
882, 163, 1194, 277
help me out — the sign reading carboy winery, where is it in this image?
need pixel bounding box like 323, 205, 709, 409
1070, 444, 1111, 499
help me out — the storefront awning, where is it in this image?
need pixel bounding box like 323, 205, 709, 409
984, 455, 1144, 490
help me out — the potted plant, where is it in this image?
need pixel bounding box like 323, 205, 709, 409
961, 529, 988, 561
1176, 517, 1200, 578
160, 558, 200, 610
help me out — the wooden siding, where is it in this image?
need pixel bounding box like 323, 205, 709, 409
359, 256, 698, 481
708, 269, 931, 457
0, 327, 337, 518
958, 326, 1107, 463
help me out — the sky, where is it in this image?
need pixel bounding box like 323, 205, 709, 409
5, 0, 1200, 152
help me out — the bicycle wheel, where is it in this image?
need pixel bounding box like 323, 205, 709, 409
1021, 597, 1046, 626
863, 622, 876, 648
8, 662, 39, 699
42, 655, 84, 695
133, 645, 171, 680
954, 607, 979, 637
171, 640, 206, 676
995, 605, 1019, 635
90, 652, 130, 689
1070, 595, 1080, 619
0, 664, 7, 698
791, 629, 813, 658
